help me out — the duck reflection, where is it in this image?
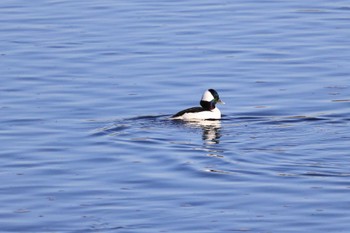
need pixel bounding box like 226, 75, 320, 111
183, 120, 222, 144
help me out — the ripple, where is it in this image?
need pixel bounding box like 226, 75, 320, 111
332, 99, 350, 102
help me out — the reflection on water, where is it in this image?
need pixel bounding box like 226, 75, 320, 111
180, 120, 222, 145
170, 119, 227, 175
99, 116, 223, 145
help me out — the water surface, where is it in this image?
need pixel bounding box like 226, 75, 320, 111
1, 0, 350, 232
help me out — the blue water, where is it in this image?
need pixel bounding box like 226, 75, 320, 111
1, 0, 350, 232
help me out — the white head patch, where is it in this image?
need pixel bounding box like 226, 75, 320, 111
201, 90, 214, 102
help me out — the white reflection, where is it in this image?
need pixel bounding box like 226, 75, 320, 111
183, 120, 222, 145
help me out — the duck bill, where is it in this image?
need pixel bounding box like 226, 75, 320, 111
217, 99, 225, 104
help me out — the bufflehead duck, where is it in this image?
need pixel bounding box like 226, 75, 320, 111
171, 89, 224, 120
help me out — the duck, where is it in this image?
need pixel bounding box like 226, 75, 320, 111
171, 89, 224, 120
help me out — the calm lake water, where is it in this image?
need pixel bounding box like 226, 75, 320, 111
1, 0, 350, 232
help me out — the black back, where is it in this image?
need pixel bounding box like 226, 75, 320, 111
172, 107, 205, 118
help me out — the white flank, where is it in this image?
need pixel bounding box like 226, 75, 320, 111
172, 107, 221, 120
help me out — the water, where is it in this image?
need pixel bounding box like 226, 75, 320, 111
1, 0, 350, 232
